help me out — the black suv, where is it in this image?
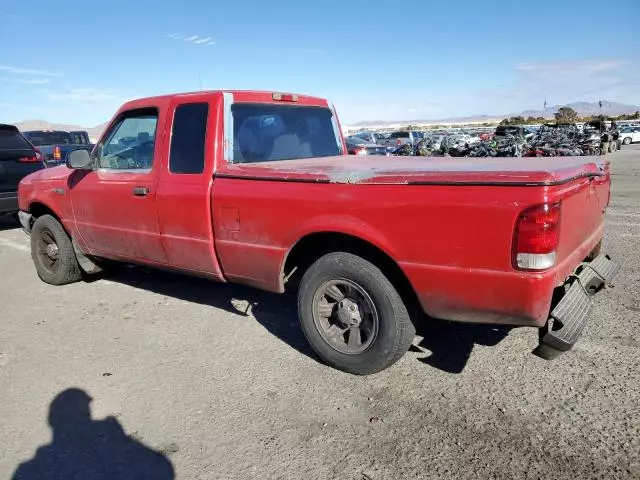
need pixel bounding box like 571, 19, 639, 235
0, 124, 45, 215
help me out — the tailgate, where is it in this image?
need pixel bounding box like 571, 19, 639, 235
554, 161, 610, 270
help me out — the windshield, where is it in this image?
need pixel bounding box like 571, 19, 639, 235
230, 104, 342, 163
0, 127, 33, 151
23, 131, 73, 146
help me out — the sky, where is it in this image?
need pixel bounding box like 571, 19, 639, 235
0, 0, 639, 126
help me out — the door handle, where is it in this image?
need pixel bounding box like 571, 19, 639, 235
132, 186, 150, 197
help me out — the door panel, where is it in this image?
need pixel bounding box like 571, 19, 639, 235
156, 96, 223, 277
70, 108, 166, 264
70, 170, 166, 262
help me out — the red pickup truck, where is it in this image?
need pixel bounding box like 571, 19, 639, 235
17, 90, 618, 374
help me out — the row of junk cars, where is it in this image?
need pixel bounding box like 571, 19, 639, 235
346, 120, 640, 158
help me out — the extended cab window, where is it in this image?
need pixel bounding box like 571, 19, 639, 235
169, 103, 208, 174
231, 104, 342, 163
98, 110, 158, 170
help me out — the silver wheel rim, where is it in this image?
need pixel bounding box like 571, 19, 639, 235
311, 279, 379, 355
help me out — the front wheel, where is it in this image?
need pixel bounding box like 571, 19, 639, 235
30, 214, 82, 285
298, 252, 415, 375
623, 137, 632, 145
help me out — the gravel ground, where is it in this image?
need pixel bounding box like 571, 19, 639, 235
1, 147, 639, 480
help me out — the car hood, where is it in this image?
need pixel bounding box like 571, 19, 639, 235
21, 164, 71, 184
219, 155, 607, 186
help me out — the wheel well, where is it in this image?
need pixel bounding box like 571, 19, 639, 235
283, 232, 420, 311
28, 203, 61, 228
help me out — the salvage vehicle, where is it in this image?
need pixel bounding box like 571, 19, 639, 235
0, 124, 45, 216
22, 130, 93, 165
17, 90, 619, 374
345, 136, 388, 156
619, 126, 640, 145
378, 130, 423, 149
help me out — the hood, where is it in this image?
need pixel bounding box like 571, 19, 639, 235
21, 164, 71, 184
219, 155, 606, 186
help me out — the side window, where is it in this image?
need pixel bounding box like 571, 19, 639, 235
169, 103, 208, 174
98, 110, 158, 171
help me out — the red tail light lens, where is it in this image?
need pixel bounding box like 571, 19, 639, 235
272, 93, 298, 102
355, 147, 367, 156
513, 202, 561, 270
53, 145, 62, 160
19, 155, 39, 163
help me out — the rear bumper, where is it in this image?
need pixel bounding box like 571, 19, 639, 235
401, 225, 605, 327
0, 192, 18, 214
534, 253, 619, 359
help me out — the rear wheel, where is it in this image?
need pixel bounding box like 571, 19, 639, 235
609, 141, 616, 153
298, 252, 415, 375
30, 215, 82, 285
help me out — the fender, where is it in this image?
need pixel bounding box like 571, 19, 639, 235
279, 213, 400, 291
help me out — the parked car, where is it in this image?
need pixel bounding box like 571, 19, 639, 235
378, 130, 423, 149
619, 127, 640, 145
345, 136, 388, 155
0, 124, 45, 216
495, 125, 535, 141
18, 90, 618, 374
21, 130, 93, 164
352, 131, 387, 144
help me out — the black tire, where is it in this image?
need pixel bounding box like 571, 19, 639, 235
609, 141, 616, 153
298, 252, 415, 375
30, 214, 82, 285
623, 137, 632, 145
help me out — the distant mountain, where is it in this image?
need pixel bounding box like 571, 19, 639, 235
518, 101, 640, 119
13, 119, 107, 141
349, 100, 640, 127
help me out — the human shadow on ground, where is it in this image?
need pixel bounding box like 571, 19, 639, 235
101, 265, 511, 374
12, 388, 174, 480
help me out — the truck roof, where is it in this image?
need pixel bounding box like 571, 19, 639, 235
119, 90, 331, 111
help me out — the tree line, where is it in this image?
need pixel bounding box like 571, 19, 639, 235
500, 108, 640, 126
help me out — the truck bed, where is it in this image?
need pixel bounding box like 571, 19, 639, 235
219, 155, 606, 186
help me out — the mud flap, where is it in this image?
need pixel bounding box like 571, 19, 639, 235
534, 253, 620, 360
73, 239, 103, 275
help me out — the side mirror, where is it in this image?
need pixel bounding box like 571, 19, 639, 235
66, 149, 93, 170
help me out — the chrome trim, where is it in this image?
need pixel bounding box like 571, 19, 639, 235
223, 92, 234, 163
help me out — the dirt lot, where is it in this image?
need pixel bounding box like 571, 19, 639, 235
1, 147, 639, 480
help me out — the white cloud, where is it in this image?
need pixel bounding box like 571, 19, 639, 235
515, 60, 627, 74
20, 78, 51, 85
167, 33, 215, 46
0, 65, 62, 77
47, 88, 117, 102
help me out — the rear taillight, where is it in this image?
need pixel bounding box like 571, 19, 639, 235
19, 155, 39, 163
513, 202, 561, 271
53, 145, 62, 161
355, 147, 367, 156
